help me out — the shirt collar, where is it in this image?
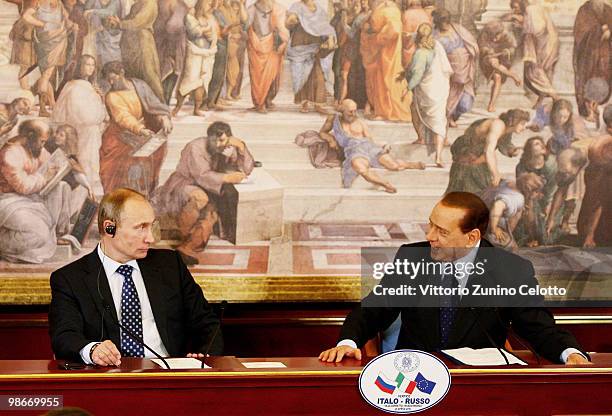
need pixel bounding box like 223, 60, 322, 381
441, 240, 481, 273
453, 240, 480, 266
97, 244, 141, 277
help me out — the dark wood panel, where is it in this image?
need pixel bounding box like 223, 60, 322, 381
0, 304, 611, 359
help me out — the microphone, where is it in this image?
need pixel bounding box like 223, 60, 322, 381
103, 302, 171, 370
467, 307, 510, 365
202, 300, 227, 368
491, 307, 542, 365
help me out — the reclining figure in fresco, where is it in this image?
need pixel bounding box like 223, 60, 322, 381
319, 99, 425, 193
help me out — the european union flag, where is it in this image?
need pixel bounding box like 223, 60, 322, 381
415, 372, 436, 394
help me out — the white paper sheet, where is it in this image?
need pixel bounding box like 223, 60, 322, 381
242, 361, 287, 369
151, 358, 211, 369
441, 347, 527, 366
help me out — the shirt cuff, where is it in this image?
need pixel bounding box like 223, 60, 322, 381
337, 339, 358, 349
79, 342, 99, 365
560, 348, 587, 363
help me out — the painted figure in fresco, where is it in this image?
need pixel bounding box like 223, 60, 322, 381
0, 97, 31, 138
545, 143, 589, 241
446, 109, 528, 195
528, 99, 591, 236
331, 0, 346, 104
404, 23, 451, 167
319, 99, 425, 193
577, 104, 612, 248
222, 0, 248, 101
360, 0, 410, 121
514, 136, 557, 247
432, 8, 477, 128
246, 0, 289, 113
63, 0, 90, 86
573, 0, 612, 121
154, 0, 189, 104
82, 0, 122, 67
0, 119, 72, 263
437, 0, 486, 36
400, 0, 430, 68
45, 123, 96, 202
529, 99, 590, 156
480, 179, 524, 249
106, 0, 165, 101
581, 77, 610, 132
52, 54, 107, 195
205, 0, 231, 110
152, 121, 254, 262
6, 0, 38, 90
99, 61, 172, 197
286, 0, 336, 114
332, 0, 369, 109
505, 0, 559, 108
173, 0, 218, 116
477, 19, 521, 113
22, 0, 78, 116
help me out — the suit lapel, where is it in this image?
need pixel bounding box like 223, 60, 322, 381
137, 257, 171, 353
81, 249, 120, 344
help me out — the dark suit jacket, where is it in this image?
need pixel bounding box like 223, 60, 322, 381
340, 240, 585, 363
49, 248, 223, 362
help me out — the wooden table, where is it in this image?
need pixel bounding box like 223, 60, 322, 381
0, 354, 611, 415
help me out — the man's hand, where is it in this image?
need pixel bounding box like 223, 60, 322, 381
186, 353, 207, 359
491, 174, 501, 187
90, 340, 122, 366
318, 345, 362, 363
160, 116, 173, 135
544, 220, 554, 240
223, 171, 246, 184
106, 15, 120, 29
565, 353, 590, 365
140, 128, 154, 138
583, 236, 597, 249
43, 164, 60, 182
228, 136, 245, 153
601, 24, 610, 42
0, 119, 17, 136
493, 226, 508, 245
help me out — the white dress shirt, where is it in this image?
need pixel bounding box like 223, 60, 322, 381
79, 245, 169, 364
338, 240, 585, 363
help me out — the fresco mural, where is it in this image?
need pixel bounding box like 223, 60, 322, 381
0, 0, 609, 302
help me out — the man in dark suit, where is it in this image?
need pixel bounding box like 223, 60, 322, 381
49, 188, 222, 366
319, 192, 590, 365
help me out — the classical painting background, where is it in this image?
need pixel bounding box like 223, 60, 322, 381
0, 0, 609, 304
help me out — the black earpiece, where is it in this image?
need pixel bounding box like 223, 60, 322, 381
104, 223, 116, 236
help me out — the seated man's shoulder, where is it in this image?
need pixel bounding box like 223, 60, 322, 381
51, 252, 94, 280
482, 245, 535, 281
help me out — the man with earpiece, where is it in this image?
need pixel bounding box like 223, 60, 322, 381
49, 187, 223, 366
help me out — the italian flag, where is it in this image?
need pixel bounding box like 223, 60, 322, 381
395, 372, 417, 395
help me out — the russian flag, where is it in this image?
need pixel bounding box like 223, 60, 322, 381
374, 373, 397, 394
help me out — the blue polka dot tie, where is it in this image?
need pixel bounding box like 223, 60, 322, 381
439, 273, 459, 348
117, 265, 144, 357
